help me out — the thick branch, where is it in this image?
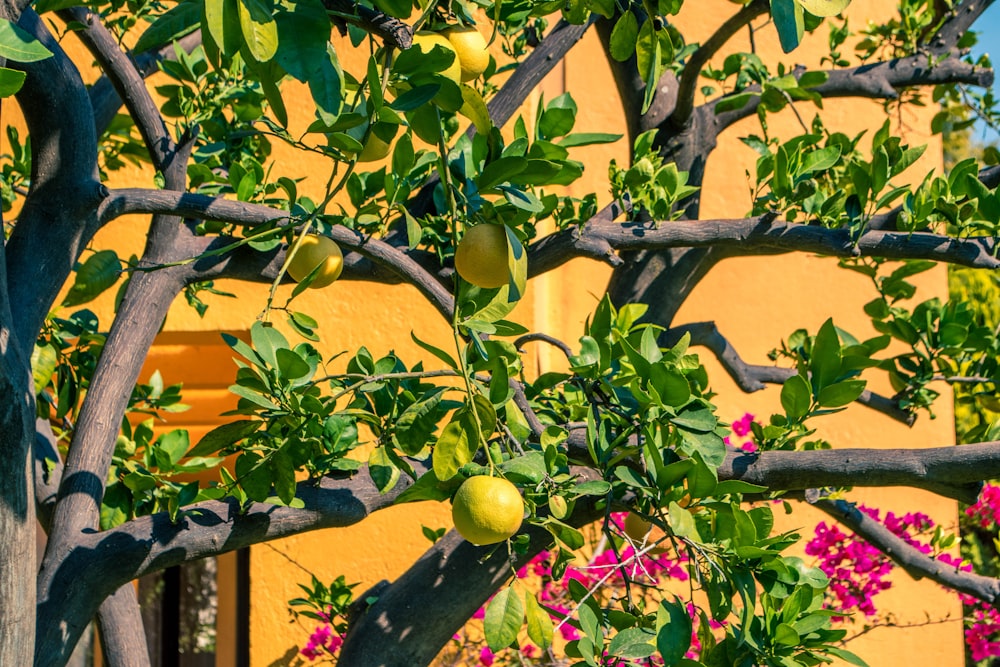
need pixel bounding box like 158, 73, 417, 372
529, 215, 1000, 276
671, 0, 769, 126
720, 443, 1000, 504
5, 9, 104, 358
60, 6, 175, 171
340, 474, 603, 666
323, 0, 412, 48
665, 321, 914, 425
814, 497, 1000, 604
98, 188, 455, 315
714, 54, 992, 130
483, 17, 596, 133
96, 585, 151, 667
928, 0, 995, 55
91, 31, 203, 136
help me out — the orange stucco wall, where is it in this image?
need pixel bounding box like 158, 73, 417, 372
13, 0, 964, 664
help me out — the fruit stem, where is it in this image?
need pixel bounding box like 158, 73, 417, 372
434, 107, 491, 472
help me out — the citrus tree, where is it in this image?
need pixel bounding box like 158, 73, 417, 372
3, 0, 1000, 664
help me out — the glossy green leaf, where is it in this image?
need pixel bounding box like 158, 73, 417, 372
770, 0, 804, 52
0, 19, 52, 62
187, 420, 262, 457
780, 373, 812, 420
817, 379, 867, 407
609, 10, 639, 62
0, 66, 25, 96
484, 587, 524, 651
393, 389, 445, 455
63, 250, 122, 307
656, 597, 692, 664
797, 0, 850, 16
369, 446, 399, 493
525, 591, 554, 650
237, 0, 278, 62
432, 411, 478, 480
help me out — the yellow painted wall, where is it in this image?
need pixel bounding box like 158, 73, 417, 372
11, 0, 963, 664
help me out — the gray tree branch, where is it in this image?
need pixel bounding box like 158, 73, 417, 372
814, 497, 1000, 604
97, 188, 456, 316
671, 0, 769, 127
664, 321, 915, 425
60, 6, 176, 171
529, 215, 1000, 276
4, 10, 105, 359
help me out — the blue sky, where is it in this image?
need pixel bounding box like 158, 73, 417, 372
970, 3, 1000, 143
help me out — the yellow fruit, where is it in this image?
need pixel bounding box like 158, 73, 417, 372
451, 475, 524, 545
285, 235, 344, 288
411, 32, 462, 84
623, 512, 670, 555
444, 26, 490, 81
454, 224, 509, 289
357, 132, 392, 163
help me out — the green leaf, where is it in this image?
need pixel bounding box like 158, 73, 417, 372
30, 343, 58, 395
237, 0, 278, 62
0, 66, 25, 96
187, 420, 261, 457
499, 452, 547, 484
822, 646, 869, 666
393, 389, 445, 455
307, 44, 343, 125
63, 250, 122, 307
271, 449, 297, 503
369, 446, 399, 493
558, 132, 622, 147
609, 10, 639, 62
478, 156, 527, 191
656, 597, 693, 664
504, 225, 527, 303
204, 0, 241, 56
0, 19, 52, 62
372, 0, 410, 18
714, 480, 768, 495
432, 411, 478, 480
156, 430, 190, 467
797, 0, 850, 16
671, 406, 716, 432
608, 627, 656, 659
484, 587, 524, 651
395, 469, 452, 504
525, 591, 554, 650
409, 331, 458, 369
810, 318, 842, 390
668, 501, 697, 540
817, 379, 866, 407
774, 622, 800, 646
770, 0, 804, 52
272, 0, 329, 80
459, 84, 492, 135
236, 451, 272, 501
134, 2, 200, 54
780, 373, 812, 420
799, 145, 841, 174
275, 347, 311, 380
250, 320, 288, 368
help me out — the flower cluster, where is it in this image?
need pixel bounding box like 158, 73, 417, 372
294, 414, 1000, 666
965, 483, 1000, 530
725, 412, 758, 453
300, 622, 344, 661
805, 507, 933, 620
441, 514, 693, 666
